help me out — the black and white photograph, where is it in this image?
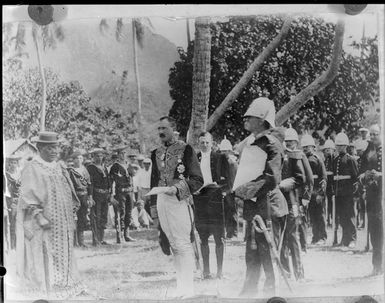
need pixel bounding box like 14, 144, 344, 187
2, 4, 384, 302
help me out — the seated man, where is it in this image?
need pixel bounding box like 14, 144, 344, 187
131, 200, 153, 229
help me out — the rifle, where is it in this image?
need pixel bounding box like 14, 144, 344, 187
332, 195, 338, 245
252, 214, 293, 293
365, 197, 370, 252
187, 204, 201, 273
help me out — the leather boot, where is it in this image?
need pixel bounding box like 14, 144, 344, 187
124, 227, 136, 242
100, 229, 109, 245
216, 244, 224, 279
201, 244, 211, 279
116, 229, 121, 244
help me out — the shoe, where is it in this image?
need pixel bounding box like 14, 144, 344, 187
348, 242, 356, 249
203, 273, 214, 280
124, 236, 136, 242
316, 239, 326, 246
101, 241, 109, 245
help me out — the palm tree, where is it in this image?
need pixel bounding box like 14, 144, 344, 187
99, 17, 153, 154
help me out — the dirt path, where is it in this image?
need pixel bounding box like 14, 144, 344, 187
4, 225, 384, 301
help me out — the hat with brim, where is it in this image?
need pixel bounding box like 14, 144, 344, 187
112, 145, 129, 152
89, 148, 107, 154
359, 127, 369, 132
143, 158, 152, 164
6, 154, 22, 160
137, 155, 145, 161
31, 131, 63, 144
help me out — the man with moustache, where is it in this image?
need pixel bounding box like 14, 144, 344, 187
87, 148, 113, 246
234, 97, 287, 298
333, 132, 359, 248
16, 131, 81, 294
359, 124, 383, 275
150, 116, 203, 298
194, 131, 230, 280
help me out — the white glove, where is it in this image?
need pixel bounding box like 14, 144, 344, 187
292, 204, 299, 217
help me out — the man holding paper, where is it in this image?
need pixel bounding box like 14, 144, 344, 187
234, 97, 287, 298
150, 116, 203, 298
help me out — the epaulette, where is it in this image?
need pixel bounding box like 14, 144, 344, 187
287, 149, 303, 160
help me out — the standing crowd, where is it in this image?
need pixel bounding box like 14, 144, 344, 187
3, 97, 383, 299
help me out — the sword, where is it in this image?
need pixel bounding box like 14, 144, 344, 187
332, 195, 338, 245
187, 204, 201, 273
252, 214, 293, 293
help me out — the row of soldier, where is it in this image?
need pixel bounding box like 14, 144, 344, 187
4, 97, 382, 298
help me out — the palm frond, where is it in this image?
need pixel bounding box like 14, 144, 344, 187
133, 18, 144, 48
116, 18, 123, 41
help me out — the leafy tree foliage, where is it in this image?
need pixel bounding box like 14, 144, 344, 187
169, 16, 379, 143
3, 62, 139, 158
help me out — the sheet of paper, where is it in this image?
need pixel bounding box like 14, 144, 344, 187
144, 187, 169, 196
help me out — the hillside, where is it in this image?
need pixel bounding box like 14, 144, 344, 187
15, 18, 180, 138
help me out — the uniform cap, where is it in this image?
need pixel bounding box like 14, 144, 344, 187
244, 97, 276, 128
321, 138, 335, 150
284, 127, 299, 142
359, 127, 369, 132
335, 132, 349, 146
89, 148, 107, 154
143, 158, 152, 164
112, 145, 129, 152
300, 134, 316, 147
137, 154, 145, 161
219, 137, 233, 151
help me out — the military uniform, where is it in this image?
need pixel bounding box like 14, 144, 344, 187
110, 161, 135, 243
150, 139, 203, 296
87, 163, 111, 245
324, 154, 335, 226
333, 151, 359, 246
360, 142, 382, 273
67, 165, 92, 246
307, 152, 327, 244
279, 149, 305, 280
235, 130, 287, 297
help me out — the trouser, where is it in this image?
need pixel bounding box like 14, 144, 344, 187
157, 193, 194, 295
335, 194, 356, 245
77, 195, 89, 232
91, 191, 109, 245
368, 212, 383, 272
326, 192, 333, 225
309, 195, 327, 243
271, 215, 286, 251
356, 195, 366, 227
224, 194, 238, 238
280, 211, 304, 280
114, 193, 128, 232
139, 188, 151, 217
196, 222, 224, 277
298, 205, 308, 251
240, 220, 275, 297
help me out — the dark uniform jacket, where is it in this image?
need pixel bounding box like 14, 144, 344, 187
109, 162, 133, 194
307, 152, 327, 196
238, 128, 288, 221
324, 154, 335, 195
332, 152, 359, 197
196, 151, 231, 190
281, 150, 306, 208
359, 142, 382, 213
87, 163, 111, 192
67, 166, 92, 197
150, 140, 203, 206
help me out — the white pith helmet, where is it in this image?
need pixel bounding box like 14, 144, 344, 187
285, 127, 299, 142
335, 132, 349, 146
244, 97, 276, 128
301, 134, 316, 147
219, 136, 233, 151
322, 138, 335, 150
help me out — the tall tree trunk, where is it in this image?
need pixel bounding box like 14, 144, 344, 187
187, 17, 211, 148
206, 16, 293, 131
33, 25, 47, 132
132, 21, 144, 153
275, 18, 345, 126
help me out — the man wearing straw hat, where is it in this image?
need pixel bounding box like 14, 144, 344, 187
16, 131, 81, 294
5, 154, 22, 250
87, 147, 113, 246
67, 150, 94, 247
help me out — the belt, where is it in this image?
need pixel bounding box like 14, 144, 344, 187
76, 190, 88, 196
334, 175, 351, 181
94, 188, 109, 194
326, 171, 333, 176
118, 187, 133, 193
